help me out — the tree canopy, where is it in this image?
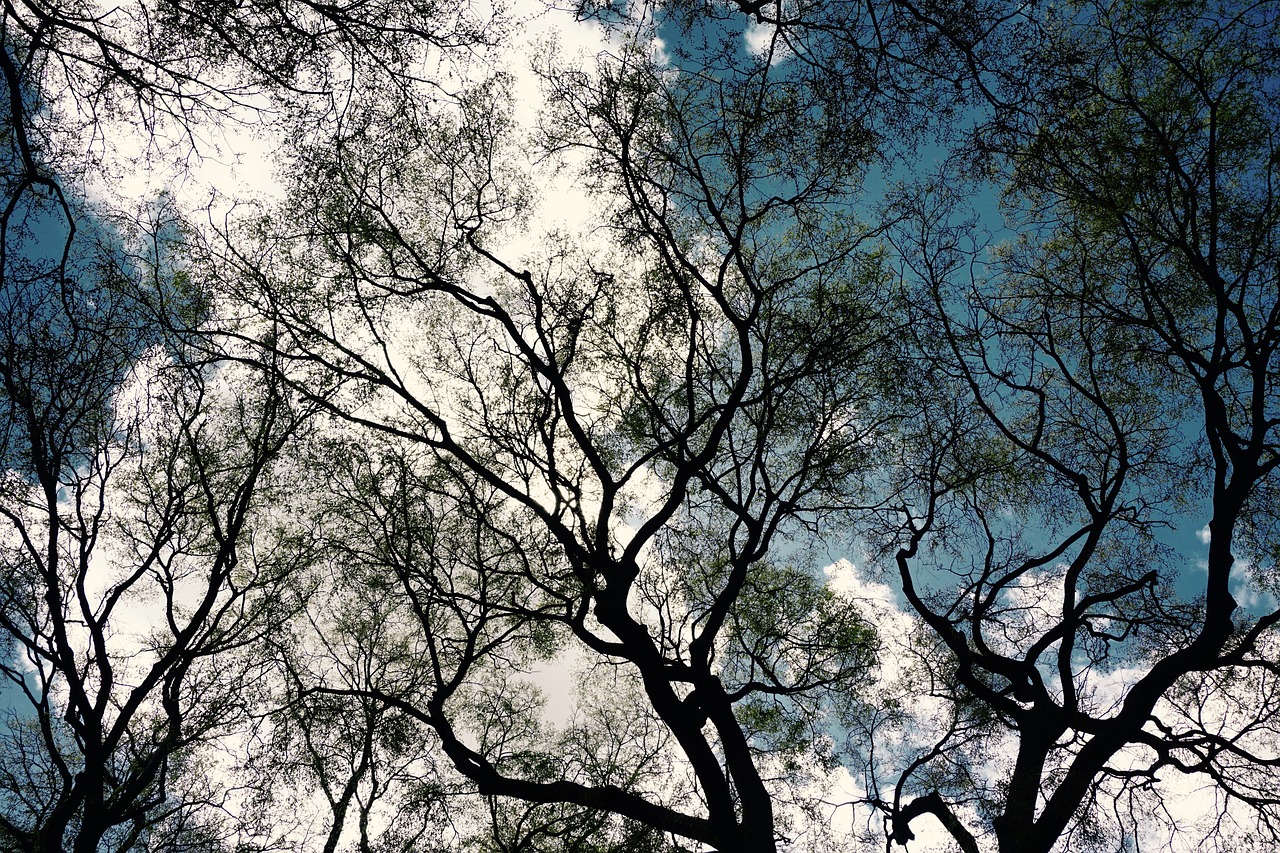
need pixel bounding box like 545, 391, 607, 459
1, 0, 1278, 851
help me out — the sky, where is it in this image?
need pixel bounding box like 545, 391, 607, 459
1, 1, 1274, 850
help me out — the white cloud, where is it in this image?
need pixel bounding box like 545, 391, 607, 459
1230, 559, 1279, 613
743, 17, 790, 63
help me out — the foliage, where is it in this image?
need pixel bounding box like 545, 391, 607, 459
1, 0, 1279, 852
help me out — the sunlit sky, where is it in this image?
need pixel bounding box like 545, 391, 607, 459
2, 0, 1269, 849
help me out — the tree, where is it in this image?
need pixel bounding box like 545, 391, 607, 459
0, 193, 321, 850
206, 9, 911, 848
879, 1, 1280, 850
0, 0, 495, 186
0, 2, 495, 848
0, 0, 497, 374
195, 0, 1280, 849
6, 0, 1280, 850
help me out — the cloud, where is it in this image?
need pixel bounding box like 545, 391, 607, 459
743, 18, 790, 63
